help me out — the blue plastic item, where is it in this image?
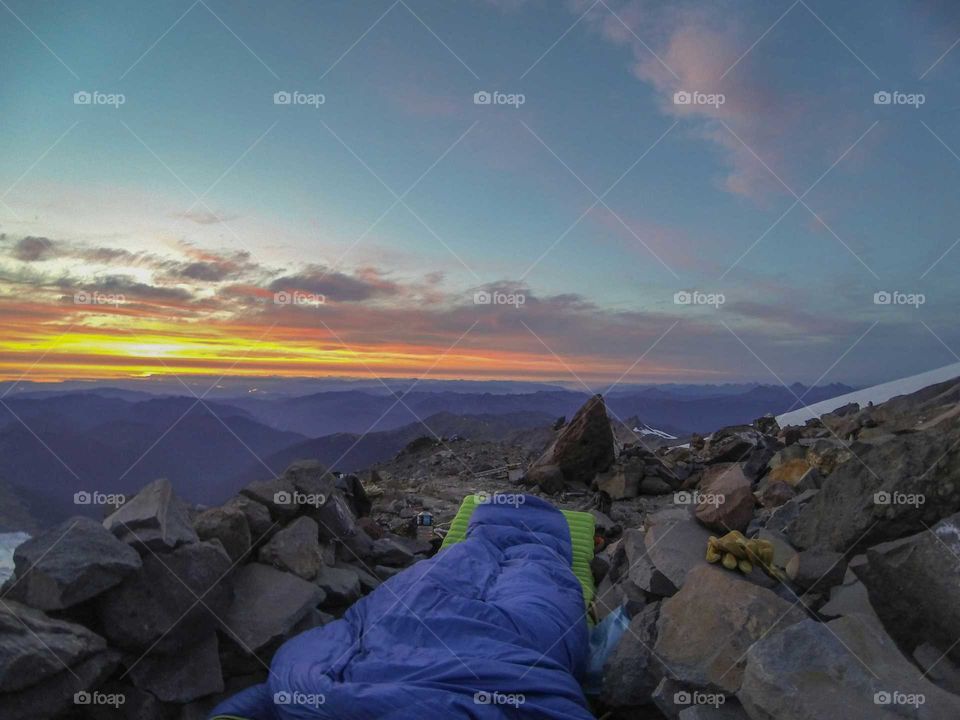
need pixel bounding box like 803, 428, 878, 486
582, 604, 631, 696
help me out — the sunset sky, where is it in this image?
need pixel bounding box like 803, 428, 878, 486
2, 0, 959, 386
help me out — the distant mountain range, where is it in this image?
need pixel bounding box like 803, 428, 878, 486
0, 381, 855, 531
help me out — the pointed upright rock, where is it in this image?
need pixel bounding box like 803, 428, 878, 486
525, 394, 615, 493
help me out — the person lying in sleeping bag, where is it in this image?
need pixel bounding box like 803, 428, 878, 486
209, 494, 593, 719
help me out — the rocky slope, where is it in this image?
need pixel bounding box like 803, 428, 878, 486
2, 378, 960, 719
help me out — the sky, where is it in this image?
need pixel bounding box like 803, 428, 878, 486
1, 0, 960, 387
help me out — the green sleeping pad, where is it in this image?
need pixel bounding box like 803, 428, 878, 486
438, 494, 596, 610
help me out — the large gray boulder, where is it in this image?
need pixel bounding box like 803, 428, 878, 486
788, 424, 960, 552
221, 563, 325, 654
126, 631, 224, 703
0, 600, 108, 692
654, 565, 806, 693
6, 516, 140, 610
0, 601, 119, 720
96, 540, 232, 652
853, 512, 960, 661
258, 516, 324, 580
738, 614, 960, 719
643, 508, 713, 594
103, 478, 198, 551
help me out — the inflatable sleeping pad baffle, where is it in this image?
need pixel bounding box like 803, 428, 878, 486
209, 494, 593, 719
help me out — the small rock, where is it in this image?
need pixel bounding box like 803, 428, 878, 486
371, 536, 416, 567
314, 565, 362, 605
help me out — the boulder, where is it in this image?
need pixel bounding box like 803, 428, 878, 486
768, 458, 813, 487
103, 478, 198, 551
700, 427, 759, 464
241, 476, 304, 521
127, 632, 224, 703
258, 517, 324, 580
853, 513, 960, 660
6, 516, 140, 610
738, 614, 960, 720
1, 644, 119, 720
0, 600, 108, 692
788, 425, 960, 552
694, 464, 754, 533
313, 493, 375, 559
784, 549, 846, 592
96, 540, 232, 652
758, 481, 795, 508
765, 488, 817, 534
639, 476, 673, 495
601, 601, 661, 707
371, 536, 416, 567
194, 506, 251, 563
527, 395, 615, 491
643, 509, 713, 594
741, 436, 780, 482
623, 528, 677, 597
654, 565, 807, 693
226, 494, 275, 540
314, 565, 362, 605
221, 563, 325, 654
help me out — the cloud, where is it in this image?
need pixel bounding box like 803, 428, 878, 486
11, 236, 58, 262
173, 209, 241, 225
269, 265, 400, 302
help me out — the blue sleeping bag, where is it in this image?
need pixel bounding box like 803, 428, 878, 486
209, 495, 593, 719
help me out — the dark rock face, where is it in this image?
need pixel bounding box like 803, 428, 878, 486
0, 601, 120, 720
526, 395, 615, 492
194, 506, 251, 563
314, 565, 362, 605
5, 516, 141, 610
643, 508, 713, 594
221, 563, 325, 654
96, 540, 233, 652
853, 512, 960, 661
126, 631, 224, 703
788, 425, 960, 552
601, 601, 661, 708
258, 516, 324, 580
738, 615, 960, 720
103, 477, 199, 551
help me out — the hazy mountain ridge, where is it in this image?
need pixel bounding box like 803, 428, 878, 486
0, 381, 855, 531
